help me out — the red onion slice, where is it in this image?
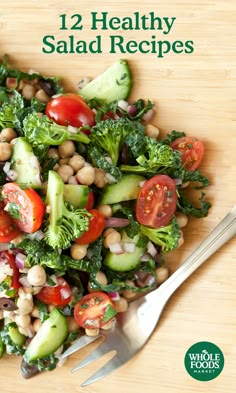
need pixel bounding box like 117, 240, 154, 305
108, 292, 120, 301
105, 217, 130, 228
15, 253, 27, 269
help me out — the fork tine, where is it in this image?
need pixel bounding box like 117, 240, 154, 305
71, 339, 112, 373
80, 354, 123, 387
59, 334, 102, 359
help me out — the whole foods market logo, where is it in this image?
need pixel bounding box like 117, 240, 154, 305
184, 341, 224, 381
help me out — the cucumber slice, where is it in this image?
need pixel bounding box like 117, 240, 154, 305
63, 184, 89, 208
104, 232, 144, 272
99, 174, 145, 205
79, 59, 132, 103
24, 308, 68, 362
8, 324, 26, 347
11, 137, 42, 189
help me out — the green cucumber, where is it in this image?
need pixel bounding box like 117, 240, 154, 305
79, 59, 132, 103
99, 174, 145, 205
24, 308, 68, 362
0, 336, 5, 358
63, 184, 89, 208
8, 324, 26, 347
11, 137, 42, 189
104, 232, 144, 272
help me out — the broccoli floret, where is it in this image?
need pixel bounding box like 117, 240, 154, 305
0, 90, 24, 130
120, 137, 182, 175
16, 238, 65, 271
23, 112, 90, 147
89, 117, 128, 165
140, 217, 181, 254
44, 170, 90, 250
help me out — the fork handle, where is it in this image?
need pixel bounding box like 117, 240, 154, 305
146, 206, 236, 304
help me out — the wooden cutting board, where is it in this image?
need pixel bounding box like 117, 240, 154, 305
0, 1, 235, 392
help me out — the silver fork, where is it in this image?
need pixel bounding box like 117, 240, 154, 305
60, 206, 236, 386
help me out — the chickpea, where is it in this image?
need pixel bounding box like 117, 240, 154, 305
58, 140, 76, 158
103, 230, 121, 248
94, 168, 107, 188
47, 147, 59, 159
0, 128, 17, 142
145, 124, 160, 139
5, 77, 24, 90
177, 231, 184, 248
57, 164, 74, 183
0, 142, 12, 161
95, 271, 108, 286
121, 280, 137, 299
27, 265, 46, 286
31, 306, 40, 318
67, 316, 80, 333
76, 166, 95, 186
68, 154, 85, 172
16, 298, 34, 315
97, 204, 112, 217
85, 328, 100, 337
15, 314, 31, 328
59, 158, 69, 165
155, 267, 169, 285
113, 297, 128, 313
22, 84, 36, 100
176, 212, 188, 228
32, 318, 42, 333
35, 88, 50, 103
70, 243, 88, 260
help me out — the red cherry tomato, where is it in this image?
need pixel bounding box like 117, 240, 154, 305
136, 175, 177, 228
75, 209, 105, 244
170, 136, 205, 172
0, 206, 20, 243
36, 277, 72, 306
85, 191, 94, 210
0, 251, 21, 290
74, 292, 116, 329
2, 183, 45, 234
45, 93, 95, 133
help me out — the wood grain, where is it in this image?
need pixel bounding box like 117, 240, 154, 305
0, 1, 236, 392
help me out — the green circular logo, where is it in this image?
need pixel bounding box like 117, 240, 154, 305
184, 341, 224, 381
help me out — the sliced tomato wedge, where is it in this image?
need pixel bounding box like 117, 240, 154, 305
170, 136, 205, 172
0, 251, 21, 290
36, 277, 72, 306
1, 183, 45, 233
0, 206, 20, 243
136, 174, 177, 228
84, 191, 95, 210
74, 292, 116, 329
75, 209, 105, 244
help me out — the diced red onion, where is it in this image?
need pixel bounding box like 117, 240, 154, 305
144, 275, 156, 286
140, 253, 150, 262
68, 176, 78, 184
108, 292, 120, 301
105, 173, 117, 184
15, 253, 26, 269
6, 170, 18, 181
118, 100, 129, 111
142, 108, 155, 122
60, 287, 71, 300
19, 275, 32, 288
174, 178, 183, 186
134, 270, 149, 280
109, 243, 124, 255
67, 125, 78, 134
147, 241, 157, 257
123, 242, 136, 253
105, 217, 130, 228
86, 248, 94, 260
139, 180, 146, 187
127, 104, 137, 117
3, 161, 10, 173
84, 319, 100, 328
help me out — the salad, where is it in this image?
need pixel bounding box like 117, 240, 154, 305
0, 56, 211, 378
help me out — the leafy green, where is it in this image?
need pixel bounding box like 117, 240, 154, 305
44, 170, 90, 249
0, 335, 5, 358
87, 145, 122, 181
0, 323, 25, 356
160, 130, 186, 145
177, 191, 211, 218
111, 203, 140, 238
140, 217, 181, 254
0, 90, 24, 130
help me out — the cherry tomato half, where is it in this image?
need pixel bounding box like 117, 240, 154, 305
46, 93, 95, 132
170, 136, 205, 172
84, 191, 95, 210
0, 205, 20, 243
0, 251, 21, 290
75, 209, 105, 244
74, 292, 116, 329
136, 175, 177, 228
2, 183, 45, 234
36, 277, 72, 306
